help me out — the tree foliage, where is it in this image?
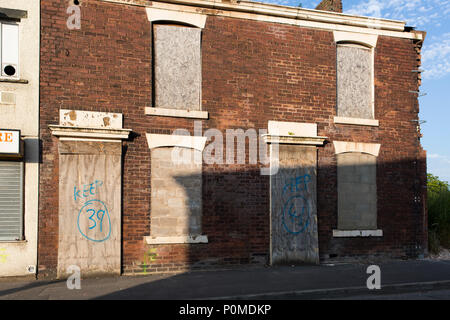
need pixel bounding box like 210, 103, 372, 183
427, 174, 450, 251
427, 173, 449, 194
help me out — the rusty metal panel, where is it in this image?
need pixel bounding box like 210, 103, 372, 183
270, 145, 319, 265
154, 25, 201, 110
57, 142, 122, 277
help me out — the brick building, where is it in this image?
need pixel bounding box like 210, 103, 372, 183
37, 0, 427, 277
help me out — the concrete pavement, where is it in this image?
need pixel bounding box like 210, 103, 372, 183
0, 259, 449, 300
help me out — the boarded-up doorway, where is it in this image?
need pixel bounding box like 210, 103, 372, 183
270, 144, 319, 265
57, 141, 122, 277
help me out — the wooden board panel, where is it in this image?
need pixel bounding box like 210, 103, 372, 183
59, 140, 122, 155
270, 145, 319, 265
337, 45, 373, 119
154, 25, 201, 110
57, 142, 122, 277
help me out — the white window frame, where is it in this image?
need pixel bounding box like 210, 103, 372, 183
152, 23, 203, 111
145, 7, 209, 119
0, 21, 20, 79
333, 31, 379, 126
332, 141, 383, 237
145, 133, 208, 244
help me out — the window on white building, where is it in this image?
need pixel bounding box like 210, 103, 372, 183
0, 22, 19, 78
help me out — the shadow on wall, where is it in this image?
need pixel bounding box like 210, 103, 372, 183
135, 150, 426, 274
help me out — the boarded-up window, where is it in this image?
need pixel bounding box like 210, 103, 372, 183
0, 161, 23, 240
153, 25, 201, 110
150, 147, 202, 237
337, 152, 377, 230
337, 44, 373, 119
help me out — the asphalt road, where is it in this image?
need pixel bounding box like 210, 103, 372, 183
0, 259, 449, 300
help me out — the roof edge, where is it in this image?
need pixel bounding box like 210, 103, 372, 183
100, 0, 425, 37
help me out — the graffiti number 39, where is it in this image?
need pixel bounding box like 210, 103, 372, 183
87, 209, 106, 232
77, 199, 111, 242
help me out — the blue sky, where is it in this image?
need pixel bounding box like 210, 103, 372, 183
260, 0, 450, 183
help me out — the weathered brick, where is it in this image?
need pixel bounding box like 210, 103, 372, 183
38, 0, 427, 276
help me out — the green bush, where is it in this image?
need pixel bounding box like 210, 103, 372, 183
428, 229, 440, 254
427, 174, 450, 250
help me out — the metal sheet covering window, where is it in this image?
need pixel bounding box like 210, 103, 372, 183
0, 161, 23, 240
153, 24, 202, 110
336, 43, 373, 119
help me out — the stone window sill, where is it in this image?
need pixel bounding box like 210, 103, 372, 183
334, 116, 379, 127
333, 229, 383, 237
145, 107, 209, 119
0, 240, 27, 244
145, 235, 208, 244
0, 78, 29, 84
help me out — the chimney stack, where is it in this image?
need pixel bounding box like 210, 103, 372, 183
315, 0, 343, 13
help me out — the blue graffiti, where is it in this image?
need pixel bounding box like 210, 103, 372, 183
77, 199, 111, 242
282, 195, 310, 234
282, 174, 311, 196
281, 174, 311, 235
87, 208, 106, 232
74, 180, 103, 201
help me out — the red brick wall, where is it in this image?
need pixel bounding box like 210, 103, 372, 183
39, 0, 426, 276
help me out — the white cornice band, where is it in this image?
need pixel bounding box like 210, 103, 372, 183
49, 125, 132, 141
100, 0, 424, 40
